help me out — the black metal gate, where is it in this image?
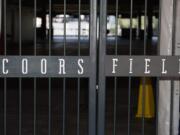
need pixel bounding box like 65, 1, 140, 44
98, 0, 179, 135
0, 0, 180, 134
1, 0, 97, 134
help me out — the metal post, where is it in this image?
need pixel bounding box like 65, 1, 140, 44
98, 0, 107, 134
0, 0, 1, 35
159, 0, 175, 135
89, 0, 97, 134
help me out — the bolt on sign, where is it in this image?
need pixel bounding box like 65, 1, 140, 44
0, 56, 180, 77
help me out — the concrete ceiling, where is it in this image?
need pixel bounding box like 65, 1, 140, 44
7, 0, 159, 15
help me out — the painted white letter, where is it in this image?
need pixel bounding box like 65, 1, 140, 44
78, 59, 84, 75
129, 58, 133, 74
22, 58, 28, 74
112, 58, 118, 74
162, 59, 167, 74
144, 58, 151, 74
58, 59, 66, 74
41, 59, 47, 74
2, 59, 9, 74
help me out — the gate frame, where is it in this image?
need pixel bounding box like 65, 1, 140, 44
97, 0, 107, 134
89, 0, 97, 134
0, 0, 98, 134
98, 0, 180, 135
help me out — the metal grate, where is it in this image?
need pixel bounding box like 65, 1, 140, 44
98, 0, 171, 135
1, 0, 97, 134
1, 0, 180, 135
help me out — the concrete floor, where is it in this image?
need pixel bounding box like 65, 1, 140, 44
5, 36, 158, 55
0, 37, 157, 135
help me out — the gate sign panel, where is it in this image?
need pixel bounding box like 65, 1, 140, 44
0, 56, 180, 77
105, 56, 180, 77
0, 56, 90, 77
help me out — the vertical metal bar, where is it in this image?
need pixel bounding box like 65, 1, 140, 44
98, 0, 106, 134
171, 0, 180, 134
113, 77, 117, 135
62, 78, 66, 135
33, 0, 37, 134
33, 78, 36, 135
170, 0, 177, 134
143, 0, 147, 55
19, 0, 22, 134
89, 0, 97, 134
128, 0, 133, 134
4, 79, 7, 135
34, 0, 37, 56
115, 0, 118, 56
157, 0, 161, 57
78, 0, 81, 55
48, 0, 52, 134
142, 0, 148, 135
62, 0, 66, 134
156, 79, 159, 135
49, 0, 52, 56
113, 0, 118, 134
19, 0, 22, 54
170, 82, 174, 135
77, 0, 81, 135
129, 0, 133, 56
48, 78, 51, 135
3, 0, 6, 55
156, 0, 162, 134
63, 0, 66, 55
4, 0, 7, 134
77, 78, 80, 135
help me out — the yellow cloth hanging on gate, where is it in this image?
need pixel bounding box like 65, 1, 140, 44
136, 78, 155, 118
